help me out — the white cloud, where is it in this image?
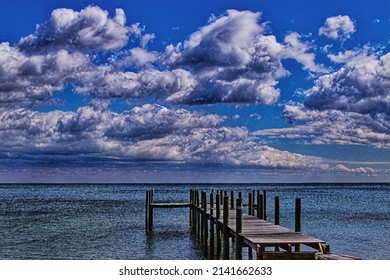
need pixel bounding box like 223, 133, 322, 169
163, 10, 328, 104
164, 10, 290, 104
75, 68, 196, 100
335, 164, 375, 174
0, 103, 331, 170
18, 6, 131, 52
0, 42, 90, 106
115, 47, 158, 69
283, 32, 328, 73
2, 7, 331, 107
255, 103, 390, 149
140, 33, 156, 48
319, 15, 356, 40
304, 52, 390, 116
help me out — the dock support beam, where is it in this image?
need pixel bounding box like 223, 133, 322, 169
223, 195, 230, 260
235, 198, 243, 260
209, 191, 215, 259
145, 190, 154, 233
295, 198, 302, 252
263, 190, 267, 220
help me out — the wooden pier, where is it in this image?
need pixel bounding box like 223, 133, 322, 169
145, 189, 355, 260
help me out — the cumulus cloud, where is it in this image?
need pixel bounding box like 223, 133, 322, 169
115, 47, 159, 69
0, 42, 90, 106
335, 164, 375, 174
75, 68, 196, 100
283, 32, 328, 73
163, 10, 326, 104
254, 47, 390, 150
319, 15, 356, 40
304, 52, 390, 116
18, 6, 130, 53
2, 7, 329, 107
255, 105, 390, 148
0, 103, 330, 169
163, 10, 288, 104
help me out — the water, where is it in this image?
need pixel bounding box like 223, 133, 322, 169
0, 183, 389, 260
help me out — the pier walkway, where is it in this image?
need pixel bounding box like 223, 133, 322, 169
145, 189, 347, 260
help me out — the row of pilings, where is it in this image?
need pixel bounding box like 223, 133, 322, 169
189, 189, 302, 260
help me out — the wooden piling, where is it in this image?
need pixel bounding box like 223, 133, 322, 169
295, 197, 302, 252
263, 190, 267, 220
230, 191, 234, 209
257, 191, 264, 220
145, 190, 154, 233
145, 190, 150, 233
216, 192, 221, 259
274, 196, 280, 225
189, 189, 193, 228
235, 198, 243, 260
200, 192, 205, 245
209, 191, 215, 259
223, 195, 230, 260
202, 192, 208, 257
196, 190, 201, 241
248, 192, 253, 216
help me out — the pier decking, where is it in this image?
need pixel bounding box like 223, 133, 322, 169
145, 189, 353, 260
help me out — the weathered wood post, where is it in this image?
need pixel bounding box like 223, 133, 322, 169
189, 189, 193, 228
196, 190, 201, 241
230, 191, 235, 209
223, 195, 230, 260
263, 190, 267, 220
202, 191, 208, 257
192, 190, 197, 232
248, 192, 253, 216
209, 191, 215, 259
145, 190, 154, 233
200, 191, 205, 245
257, 191, 264, 219
274, 196, 280, 252
145, 190, 150, 233
274, 196, 280, 225
295, 198, 301, 252
216, 192, 221, 259
235, 198, 243, 260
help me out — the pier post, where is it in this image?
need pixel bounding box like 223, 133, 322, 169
190, 189, 193, 228
263, 190, 267, 220
295, 198, 301, 252
248, 192, 253, 216
145, 190, 150, 233
274, 196, 280, 225
202, 192, 208, 257
235, 198, 243, 260
274, 196, 280, 252
196, 190, 200, 241
216, 192, 221, 259
223, 195, 230, 260
145, 190, 154, 233
257, 191, 264, 219
230, 191, 235, 209
200, 192, 205, 245
209, 191, 215, 259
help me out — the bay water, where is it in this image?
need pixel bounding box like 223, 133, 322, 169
1, 183, 389, 260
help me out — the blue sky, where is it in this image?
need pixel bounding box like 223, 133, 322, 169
0, 0, 389, 183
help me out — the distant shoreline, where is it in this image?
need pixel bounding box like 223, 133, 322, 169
1, 182, 389, 186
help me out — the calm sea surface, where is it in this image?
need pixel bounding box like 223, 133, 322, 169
0, 183, 389, 260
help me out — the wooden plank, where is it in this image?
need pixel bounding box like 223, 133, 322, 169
151, 202, 192, 208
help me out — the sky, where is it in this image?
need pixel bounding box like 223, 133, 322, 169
0, 0, 389, 183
